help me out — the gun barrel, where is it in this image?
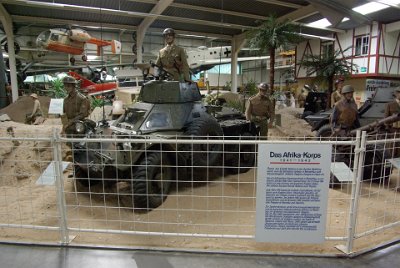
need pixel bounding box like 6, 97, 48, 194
350, 113, 400, 135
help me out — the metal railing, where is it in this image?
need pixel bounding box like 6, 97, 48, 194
0, 130, 399, 255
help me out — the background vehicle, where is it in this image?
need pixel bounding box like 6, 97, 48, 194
301, 91, 328, 119
305, 87, 395, 137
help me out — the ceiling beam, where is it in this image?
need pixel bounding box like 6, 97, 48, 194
136, 0, 174, 62
1, 0, 253, 31
128, 0, 268, 21
11, 15, 138, 32
11, 15, 232, 40
254, 0, 303, 9
278, 4, 319, 22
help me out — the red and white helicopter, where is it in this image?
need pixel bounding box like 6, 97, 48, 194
36, 28, 121, 64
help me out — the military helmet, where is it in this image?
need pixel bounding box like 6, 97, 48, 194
163, 28, 175, 36
62, 75, 76, 84
30, 93, 38, 99
335, 77, 344, 85
341, 85, 354, 94
257, 82, 269, 91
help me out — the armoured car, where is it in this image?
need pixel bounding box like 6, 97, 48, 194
70, 68, 258, 212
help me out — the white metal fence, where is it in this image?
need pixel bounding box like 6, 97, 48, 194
0, 130, 399, 255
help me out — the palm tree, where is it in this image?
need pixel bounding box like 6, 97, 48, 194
247, 15, 303, 90
298, 46, 358, 107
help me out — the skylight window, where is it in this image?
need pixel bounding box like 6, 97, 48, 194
307, 18, 332, 28
306, 1, 395, 29
373, 0, 400, 6
352, 2, 388, 15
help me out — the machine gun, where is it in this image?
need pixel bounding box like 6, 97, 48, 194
349, 113, 400, 136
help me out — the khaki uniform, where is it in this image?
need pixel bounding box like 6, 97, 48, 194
331, 97, 360, 135
384, 100, 400, 129
156, 44, 190, 82
62, 91, 91, 133
245, 93, 275, 139
26, 99, 44, 125
384, 100, 400, 157
331, 90, 341, 108
297, 92, 307, 108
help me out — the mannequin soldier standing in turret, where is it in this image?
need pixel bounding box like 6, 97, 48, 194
62, 75, 91, 134
155, 28, 190, 82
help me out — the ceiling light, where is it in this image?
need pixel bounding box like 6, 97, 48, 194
353, 2, 389, 15
86, 55, 98, 61
372, 0, 400, 6
307, 18, 332, 29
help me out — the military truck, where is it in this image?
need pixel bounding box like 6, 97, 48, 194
305, 87, 396, 137
70, 67, 258, 212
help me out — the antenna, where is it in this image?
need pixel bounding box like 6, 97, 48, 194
99, 7, 108, 127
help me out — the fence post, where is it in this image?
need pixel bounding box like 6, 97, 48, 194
342, 130, 367, 254
52, 129, 69, 244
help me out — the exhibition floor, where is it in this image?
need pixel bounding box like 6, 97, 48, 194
0, 241, 399, 268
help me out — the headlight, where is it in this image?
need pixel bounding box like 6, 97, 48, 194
122, 142, 132, 150
75, 122, 86, 134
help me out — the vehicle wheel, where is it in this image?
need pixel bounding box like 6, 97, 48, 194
225, 132, 257, 174
82, 55, 88, 61
316, 124, 332, 138
74, 165, 100, 188
183, 115, 223, 167
362, 144, 391, 182
120, 152, 173, 212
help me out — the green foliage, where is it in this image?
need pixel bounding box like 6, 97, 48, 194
204, 93, 219, 105
243, 78, 258, 96
223, 81, 232, 91
247, 15, 303, 54
246, 14, 303, 90
49, 78, 67, 98
298, 46, 358, 92
90, 96, 105, 109
226, 99, 246, 113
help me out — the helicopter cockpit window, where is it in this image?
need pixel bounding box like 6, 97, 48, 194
37, 31, 50, 44
50, 34, 59, 41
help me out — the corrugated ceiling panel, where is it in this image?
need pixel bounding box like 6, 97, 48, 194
162, 7, 260, 28
4, 5, 143, 27
151, 20, 241, 37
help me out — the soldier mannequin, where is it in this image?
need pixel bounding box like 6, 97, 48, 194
62, 76, 91, 134
245, 82, 275, 139
26, 93, 44, 125
330, 85, 360, 136
384, 87, 400, 131
384, 87, 400, 157
330, 78, 344, 108
155, 28, 190, 82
